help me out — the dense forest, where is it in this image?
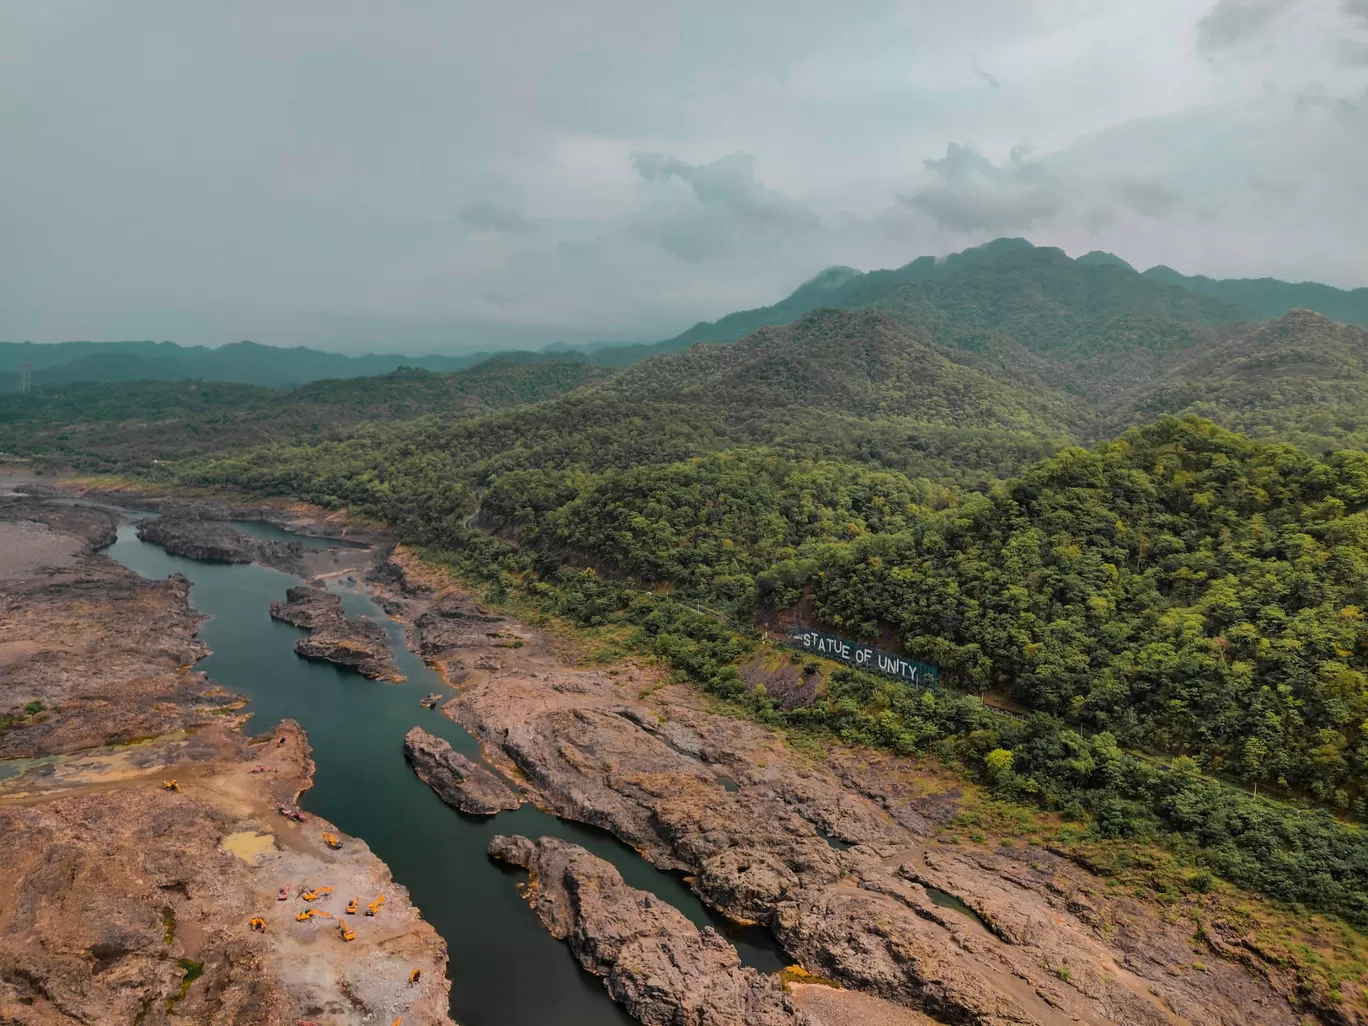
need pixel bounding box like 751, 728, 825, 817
0, 338, 519, 391
0, 356, 608, 471
13, 238, 1368, 929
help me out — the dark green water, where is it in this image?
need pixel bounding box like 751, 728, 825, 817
221, 519, 357, 550
104, 520, 784, 1026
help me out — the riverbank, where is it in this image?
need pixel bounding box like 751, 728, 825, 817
3, 474, 1348, 1025
0, 493, 454, 1025
367, 544, 1316, 1026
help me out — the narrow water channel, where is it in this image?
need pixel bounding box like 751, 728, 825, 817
103, 519, 786, 1026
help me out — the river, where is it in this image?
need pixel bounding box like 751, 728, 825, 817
103, 517, 784, 1026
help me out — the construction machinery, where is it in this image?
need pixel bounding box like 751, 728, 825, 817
162, 780, 180, 792
275, 802, 306, 822
301, 886, 333, 902
338, 919, 355, 942
322, 832, 342, 850
296, 909, 333, 922
277, 886, 290, 901
365, 895, 386, 917
408, 968, 422, 985
249, 917, 266, 932
345, 897, 359, 915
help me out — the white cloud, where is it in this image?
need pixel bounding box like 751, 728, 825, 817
0, 0, 1364, 349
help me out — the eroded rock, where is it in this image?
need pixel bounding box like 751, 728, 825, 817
136, 515, 309, 574
270, 584, 399, 680
404, 726, 520, 814
489, 834, 810, 1026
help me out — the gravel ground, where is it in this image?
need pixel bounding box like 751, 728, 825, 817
790, 983, 940, 1026
0, 520, 81, 580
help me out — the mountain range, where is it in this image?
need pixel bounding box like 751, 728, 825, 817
7, 238, 1368, 394
0, 339, 501, 392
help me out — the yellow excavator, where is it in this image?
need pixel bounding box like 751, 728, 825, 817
301, 886, 334, 902
337, 918, 355, 942
408, 968, 422, 985
365, 895, 386, 917
345, 897, 359, 915
249, 917, 266, 933
162, 780, 180, 792
296, 909, 333, 922
322, 832, 343, 850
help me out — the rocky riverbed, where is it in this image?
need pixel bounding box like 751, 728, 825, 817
270, 583, 401, 681
136, 514, 309, 573
368, 544, 1317, 1026
0, 493, 453, 1026
3, 477, 1341, 1026
404, 726, 522, 814
490, 834, 810, 1026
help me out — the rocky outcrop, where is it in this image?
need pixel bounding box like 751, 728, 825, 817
270, 584, 399, 680
404, 726, 520, 814
489, 834, 809, 1026
0, 494, 454, 1025
1, 503, 215, 758
136, 515, 309, 574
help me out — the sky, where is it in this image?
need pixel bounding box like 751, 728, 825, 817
2, 0, 1366, 352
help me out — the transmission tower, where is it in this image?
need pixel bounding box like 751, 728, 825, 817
20, 361, 31, 394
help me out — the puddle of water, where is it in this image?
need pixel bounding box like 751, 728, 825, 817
923, 884, 992, 931
105, 520, 785, 1026
220, 830, 277, 864
821, 833, 853, 851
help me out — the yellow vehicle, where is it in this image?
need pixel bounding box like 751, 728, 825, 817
365, 895, 386, 917
249, 917, 266, 932
322, 832, 342, 850
338, 919, 355, 942
162, 780, 180, 792
301, 886, 333, 902
296, 909, 333, 922
408, 968, 422, 984
345, 897, 359, 915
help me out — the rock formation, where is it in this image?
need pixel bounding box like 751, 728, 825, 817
404, 726, 520, 814
490, 834, 810, 1026
270, 584, 399, 680
364, 547, 1314, 1026
136, 515, 307, 573
0, 494, 454, 1025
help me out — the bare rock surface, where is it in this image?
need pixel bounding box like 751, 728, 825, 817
362, 544, 1314, 1026
270, 584, 400, 681
136, 514, 311, 574
0, 493, 453, 1026
404, 725, 521, 814
490, 833, 810, 1026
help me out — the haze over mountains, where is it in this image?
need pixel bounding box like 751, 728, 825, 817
6, 239, 1367, 394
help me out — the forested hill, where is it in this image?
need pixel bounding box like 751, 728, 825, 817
1144, 264, 1368, 326
591, 238, 1368, 377
0, 338, 501, 391
601, 308, 1085, 434
1114, 310, 1368, 451
1, 355, 609, 471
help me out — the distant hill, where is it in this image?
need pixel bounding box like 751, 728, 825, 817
1110, 309, 1368, 452
1143, 266, 1368, 327
588, 240, 1368, 396
1, 354, 608, 470
0, 339, 502, 392
603, 307, 1084, 435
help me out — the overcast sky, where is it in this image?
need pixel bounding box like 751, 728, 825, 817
2, 0, 1366, 352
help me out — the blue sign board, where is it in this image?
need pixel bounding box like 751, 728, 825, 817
786, 627, 938, 689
